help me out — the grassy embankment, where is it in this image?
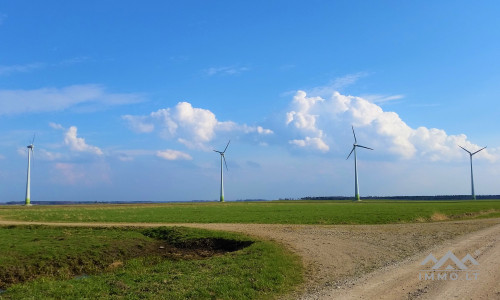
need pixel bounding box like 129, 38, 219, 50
0, 226, 302, 299
1, 200, 500, 224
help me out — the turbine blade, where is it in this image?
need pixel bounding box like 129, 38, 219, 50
472, 146, 487, 155
357, 145, 373, 150
31, 133, 36, 145
351, 125, 357, 143
223, 140, 231, 153
223, 155, 228, 171
458, 145, 472, 155
346, 147, 355, 160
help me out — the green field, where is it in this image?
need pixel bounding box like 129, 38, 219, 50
0, 226, 302, 299
1, 200, 500, 299
1, 200, 500, 224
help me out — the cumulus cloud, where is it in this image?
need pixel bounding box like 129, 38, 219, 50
123, 101, 273, 150
285, 91, 329, 152
0, 84, 143, 115
64, 126, 103, 155
284, 90, 498, 162
156, 149, 192, 161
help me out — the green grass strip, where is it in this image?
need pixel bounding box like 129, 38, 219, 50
0, 226, 302, 299
1, 200, 500, 225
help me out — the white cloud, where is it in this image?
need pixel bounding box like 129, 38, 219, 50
0, 84, 144, 115
156, 149, 192, 161
285, 90, 328, 152
284, 90, 498, 162
257, 126, 273, 135
309, 72, 369, 97
49, 122, 64, 130
64, 126, 103, 155
121, 115, 155, 133
362, 94, 405, 104
123, 101, 273, 150
289, 137, 329, 152
38, 149, 63, 161
204, 66, 250, 76
0, 63, 45, 76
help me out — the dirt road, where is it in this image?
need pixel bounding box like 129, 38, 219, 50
1, 218, 499, 299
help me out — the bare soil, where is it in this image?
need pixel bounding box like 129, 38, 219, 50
1, 218, 499, 299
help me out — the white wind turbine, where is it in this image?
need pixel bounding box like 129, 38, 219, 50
346, 126, 373, 201
459, 145, 486, 200
214, 140, 230, 202
25, 135, 35, 206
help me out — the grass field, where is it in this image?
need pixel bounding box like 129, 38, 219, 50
1, 200, 500, 225
0, 225, 302, 299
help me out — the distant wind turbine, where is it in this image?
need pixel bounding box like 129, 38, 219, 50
346, 126, 373, 201
214, 140, 230, 202
459, 145, 486, 200
25, 135, 35, 206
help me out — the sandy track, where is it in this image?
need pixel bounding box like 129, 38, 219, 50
1, 219, 499, 299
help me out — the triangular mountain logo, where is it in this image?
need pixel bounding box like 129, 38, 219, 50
420, 253, 438, 266
461, 253, 479, 266
425, 251, 470, 270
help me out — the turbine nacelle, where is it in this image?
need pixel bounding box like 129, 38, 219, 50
213, 140, 230, 171
459, 145, 486, 157
346, 126, 373, 160
458, 144, 486, 200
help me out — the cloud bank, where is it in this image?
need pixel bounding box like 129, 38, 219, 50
285, 90, 497, 162
123, 101, 273, 150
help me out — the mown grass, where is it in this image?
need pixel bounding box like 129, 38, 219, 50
1, 200, 500, 225
0, 226, 302, 299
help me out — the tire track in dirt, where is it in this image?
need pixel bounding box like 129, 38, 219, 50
308, 222, 500, 299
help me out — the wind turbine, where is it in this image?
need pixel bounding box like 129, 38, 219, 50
459, 145, 486, 200
346, 126, 373, 201
25, 135, 35, 206
214, 140, 230, 202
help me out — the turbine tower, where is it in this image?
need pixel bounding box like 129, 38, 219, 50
346, 126, 373, 201
459, 145, 486, 200
25, 136, 35, 206
214, 140, 230, 202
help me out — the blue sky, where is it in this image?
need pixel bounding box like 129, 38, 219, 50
1, 1, 499, 202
